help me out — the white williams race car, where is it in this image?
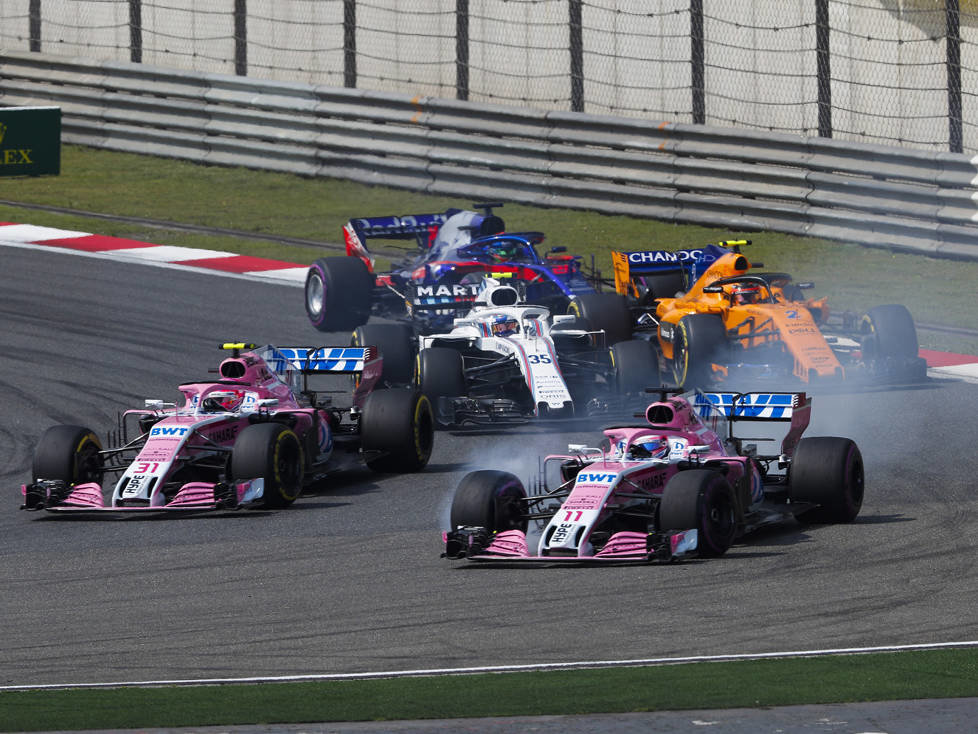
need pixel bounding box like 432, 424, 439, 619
415, 280, 660, 426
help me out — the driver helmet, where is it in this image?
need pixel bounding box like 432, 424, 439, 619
489, 242, 520, 263
201, 390, 243, 413
627, 436, 671, 460
490, 314, 519, 337
730, 283, 761, 305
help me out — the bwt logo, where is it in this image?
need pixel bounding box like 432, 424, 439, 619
151, 426, 190, 437
577, 472, 616, 484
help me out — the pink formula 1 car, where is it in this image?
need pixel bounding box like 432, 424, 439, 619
22, 343, 434, 514
443, 390, 863, 562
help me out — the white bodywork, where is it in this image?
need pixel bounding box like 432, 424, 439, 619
418, 281, 594, 416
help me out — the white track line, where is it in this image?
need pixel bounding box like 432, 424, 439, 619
2, 640, 977, 691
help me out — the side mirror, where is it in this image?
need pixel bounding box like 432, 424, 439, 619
549, 246, 567, 254
702, 285, 723, 294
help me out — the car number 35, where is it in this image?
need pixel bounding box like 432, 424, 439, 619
527, 354, 552, 364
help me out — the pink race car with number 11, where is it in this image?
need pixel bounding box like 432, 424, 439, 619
443, 390, 863, 562
22, 343, 434, 513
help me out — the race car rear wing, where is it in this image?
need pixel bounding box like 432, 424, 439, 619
344, 212, 457, 249
611, 242, 746, 297
269, 346, 377, 374
694, 391, 811, 458
258, 345, 382, 405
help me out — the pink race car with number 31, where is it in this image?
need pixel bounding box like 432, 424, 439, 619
22, 343, 434, 514
443, 390, 863, 562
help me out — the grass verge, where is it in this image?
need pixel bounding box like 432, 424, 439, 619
1, 649, 976, 731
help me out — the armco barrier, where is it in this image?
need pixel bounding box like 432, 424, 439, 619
2, 50, 977, 260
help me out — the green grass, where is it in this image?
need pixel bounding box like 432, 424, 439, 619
2, 649, 976, 731
2, 145, 976, 353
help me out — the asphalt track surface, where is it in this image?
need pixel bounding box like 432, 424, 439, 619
3, 246, 978, 694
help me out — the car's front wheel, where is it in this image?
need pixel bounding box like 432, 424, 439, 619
32, 424, 103, 486
231, 423, 305, 508
659, 469, 737, 557
450, 470, 528, 533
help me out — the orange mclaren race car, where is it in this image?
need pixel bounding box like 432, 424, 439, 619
612, 241, 927, 389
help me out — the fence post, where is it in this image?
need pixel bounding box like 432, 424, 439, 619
129, 0, 142, 63
569, 0, 584, 112
456, 0, 469, 101
690, 0, 705, 124
344, 0, 357, 88
947, 0, 963, 153
234, 0, 247, 76
816, 0, 831, 138
29, 0, 41, 52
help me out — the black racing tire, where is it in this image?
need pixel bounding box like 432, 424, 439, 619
637, 271, 685, 304
352, 323, 416, 386
231, 422, 305, 508
671, 313, 727, 389
568, 293, 632, 346
32, 425, 103, 485
360, 388, 434, 473
611, 339, 660, 394
659, 469, 737, 557
305, 256, 373, 332
789, 436, 864, 524
859, 304, 919, 360
416, 348, 467, 403
450, 470, 528, 533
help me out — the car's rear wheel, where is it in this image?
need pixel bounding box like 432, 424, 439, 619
450, 470, 528, 533
231, 423, 304, 508
859, 304, 918, 360
352, 323, 415, 386
611, 339, 660, 394
360, 388, 434, 472
659, 469, 737, 557
306, 256, 373, 332
671, 314, 727, 389
32, 425, 103, 485
789, 436, 864, 523
859, 304, 926, 380
568, 293, 632, 346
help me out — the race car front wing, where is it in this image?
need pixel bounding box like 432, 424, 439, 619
443, 526, 698, 563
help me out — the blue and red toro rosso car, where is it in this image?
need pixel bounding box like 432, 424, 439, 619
304, 204, 630, 340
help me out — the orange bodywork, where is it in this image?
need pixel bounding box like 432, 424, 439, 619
650, 252, 841, 383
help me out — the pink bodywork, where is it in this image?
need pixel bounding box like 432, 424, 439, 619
473, 394, 760, 561
23, 346, 382, 512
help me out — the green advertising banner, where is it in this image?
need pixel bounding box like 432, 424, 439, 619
0, 106, 61, 176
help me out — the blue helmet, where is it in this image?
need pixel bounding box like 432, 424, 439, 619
490, 314, 519, 336
627, 436, 670, 460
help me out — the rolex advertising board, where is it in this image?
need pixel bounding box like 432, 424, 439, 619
0, 107, 61, 176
